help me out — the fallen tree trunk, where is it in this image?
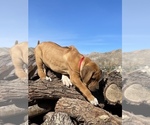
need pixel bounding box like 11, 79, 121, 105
55, 97, 121, 125
28, 80, 86, 103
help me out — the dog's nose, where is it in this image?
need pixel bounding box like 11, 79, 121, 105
95, 84, 99, 90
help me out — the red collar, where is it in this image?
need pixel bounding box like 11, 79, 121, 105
79, 56, 84, 71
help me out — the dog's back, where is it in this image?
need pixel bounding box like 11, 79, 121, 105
34, 41, 76, 62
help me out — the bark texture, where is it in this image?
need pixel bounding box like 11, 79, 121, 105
55, 97, 121, 125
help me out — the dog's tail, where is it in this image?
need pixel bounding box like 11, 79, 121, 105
15, 40, 18, 45
37, 40, 40, 45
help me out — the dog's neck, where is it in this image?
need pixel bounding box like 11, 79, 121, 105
79, 56, 84, 72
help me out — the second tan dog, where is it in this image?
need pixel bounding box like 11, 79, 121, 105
10, 41, 28, 79
35, 41, 103, 105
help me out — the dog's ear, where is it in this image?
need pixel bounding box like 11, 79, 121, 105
15, 40, 18, 45
81, 65, 94, 83
38, 40, 40, 45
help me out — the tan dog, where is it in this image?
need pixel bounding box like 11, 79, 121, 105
10, 41, 28, 79
35, 41, 103, 105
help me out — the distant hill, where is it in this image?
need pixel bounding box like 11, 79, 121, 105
1, 47, 149, 72
87, 49, 150, 72
0, 48, 10, 56
123, 49, 150, 71
87, 49, 122, 71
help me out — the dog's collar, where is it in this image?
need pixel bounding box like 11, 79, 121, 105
79, 56, 84, 71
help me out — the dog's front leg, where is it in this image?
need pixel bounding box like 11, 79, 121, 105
70, 73, 98, 105
35, 57, 51, 81
43, 64, 52, 81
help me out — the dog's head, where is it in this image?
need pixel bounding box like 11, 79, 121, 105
81, 61, 103, 92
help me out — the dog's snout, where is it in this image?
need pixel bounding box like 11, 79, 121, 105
88, 82, 99, 92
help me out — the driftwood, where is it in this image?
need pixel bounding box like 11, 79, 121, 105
55, 97, 121, 125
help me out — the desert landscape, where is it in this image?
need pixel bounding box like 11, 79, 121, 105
0, 47, 150, 125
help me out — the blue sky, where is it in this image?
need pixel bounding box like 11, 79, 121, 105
29, 0, 122, 54
122, 0, 150, 52
0, 0, 28, 47
0, 0, 149, 53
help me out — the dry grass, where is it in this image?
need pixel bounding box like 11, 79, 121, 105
87, 49, 122, 72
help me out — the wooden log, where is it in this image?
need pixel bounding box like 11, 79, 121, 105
0, 104, 27, 118
104, 70, 122, 105
0, 79, 28, 104
42, 112, 74, 125
28, 102, 52, 118
28, 80, 86, 102
55, 97, 121, 125
123, 70, 150, 105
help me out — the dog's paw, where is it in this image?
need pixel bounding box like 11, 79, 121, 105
61, 75, 72, 87
90, 98, 99, 106
46, 76, 52, 81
